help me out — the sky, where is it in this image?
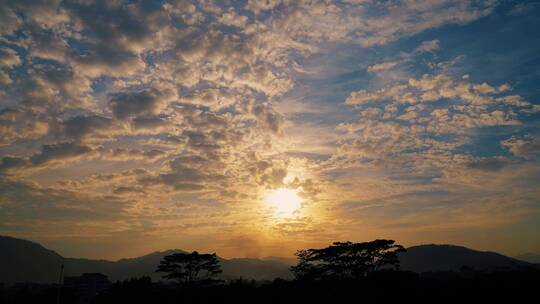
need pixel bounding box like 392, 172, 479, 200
0, 0, 539, 260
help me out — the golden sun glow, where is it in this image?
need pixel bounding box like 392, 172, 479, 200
265, 188, 302, 217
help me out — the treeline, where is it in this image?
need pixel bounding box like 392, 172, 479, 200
4, 269, 539, 304
154, 239, 406, 284
2, 239, 539, 303
96, 269, 540, 304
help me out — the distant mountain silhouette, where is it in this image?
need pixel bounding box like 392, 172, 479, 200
399, 244, 533, 272
63, 249, 189, 282
0, 236, 291, 283
515, 253, 540, 264
0, 236, 64, 283
1, 236, 536, 284
220, 258, 293, 280
261, 256, 298, 266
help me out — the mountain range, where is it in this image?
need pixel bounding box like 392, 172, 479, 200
399, 244, 533, 273
514, 253, 540, 264
0, 236, 293, 283
0, 236, 536, 284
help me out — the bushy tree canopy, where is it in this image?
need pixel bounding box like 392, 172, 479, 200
291, 239, 406, 280
156, 251, 222, 285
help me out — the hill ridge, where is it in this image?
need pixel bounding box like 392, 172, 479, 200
1, 236, 535, 284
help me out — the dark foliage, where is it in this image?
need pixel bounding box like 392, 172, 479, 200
94, 276, 154, 304
156, 251, 222, 285
72, 269, 540, 304
3, 267, 540, 304
291, 239, 406, 280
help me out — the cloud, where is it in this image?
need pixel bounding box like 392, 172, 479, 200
64, 0, 171, 76
335, 46, 538, 199
0, 3, 21, 35
180, 88, 237, 111
63, 115, 120, 143
345, 85, 407, 106
0, 177, 130, 238
130, 116, 173, 133
0, 142, 167, 176
415, 39, 440, 53
218, 9, 248, 28
344, 71, 534, 136
352, 1, 495, 47
30, 142, 92, 166
0, 0, 67, 35
2, 0, 539, 256
0, 142, 93, 174
367, 61, 401, 73
0, 157, 28, 174
9, 60, 94, 112
0, 108, 50, 146
250, 102, 284, 135
109, 88, 176, 120
248, 159, 288, 188
139, 155, 224, 192
466, 157, 512, 171
246, 0, 283, 14
508, 2, 538, 16
366, 39, 440, 75
0, 47, 21, 69
502, 136, 540, 159
97, 148, 168, 162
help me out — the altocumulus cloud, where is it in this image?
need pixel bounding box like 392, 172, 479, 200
0, 0, 539, 258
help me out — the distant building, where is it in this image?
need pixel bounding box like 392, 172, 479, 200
64, 273, 111, 298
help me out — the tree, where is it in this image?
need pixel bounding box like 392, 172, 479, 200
291, 239, 406, 280
156, 251, 222, 285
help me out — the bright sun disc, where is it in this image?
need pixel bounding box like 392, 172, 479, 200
265, 188, 302, 216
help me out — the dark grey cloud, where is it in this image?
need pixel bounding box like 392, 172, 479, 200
0, 0, 67, 35
0, 142, 166, 175
0, 142, 92, 174
8, 60, 93, 112
466, 157, 512, 172
66, 0, 163, 52
131, 116, 171, 131
64, 0, 169, 76
250, 103, 284, 135
109, 88, 175, 120
29, 142, 92, 166
141, 169, 210, 192
0, 177, 129, 233
247, 159, 288, 188
63, 115, 116, 142
137, 154, 227, 192
0, 156, 28, 174
25, 22, 70, 62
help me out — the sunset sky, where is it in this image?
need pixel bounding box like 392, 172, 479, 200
0, 0, 539, 260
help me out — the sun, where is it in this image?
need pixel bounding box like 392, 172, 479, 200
265, 188, 302, 217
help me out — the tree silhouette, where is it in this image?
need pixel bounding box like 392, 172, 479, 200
156, 251, 222, 285
291, 239, 406, 280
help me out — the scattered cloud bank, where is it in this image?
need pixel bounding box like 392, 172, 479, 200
0, 0, 538, 258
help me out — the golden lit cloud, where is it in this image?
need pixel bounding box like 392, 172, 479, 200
0, 0, 539, 259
